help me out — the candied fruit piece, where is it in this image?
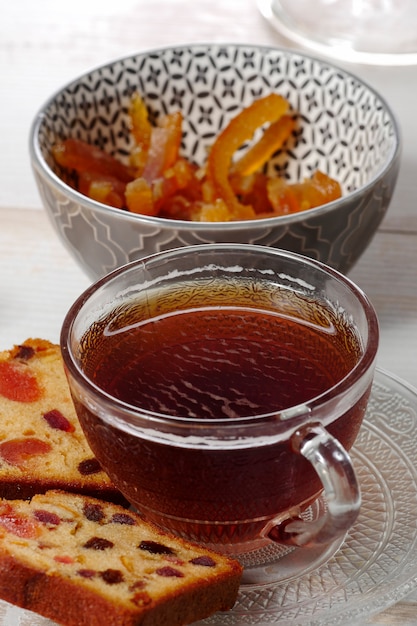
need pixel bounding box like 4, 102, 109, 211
110, 513, 136, 525
130, 580, 146, 591
14, 345, 35, 360
54, 555, 74, 564
190, 555, 216, 567
131, 590, 152, 607
83, 537, 114, 550
231, 114, 296, 177
43, 409, 75, 432
0, 510, 40, 539
206, 93, 288, 218
0, 438, 51, 468
78, 458, 102, 476
142, 110, 183, 182
191, 198, 233, 222
52, 138, 133, 184
100, 569, 124, 584
0, 362, 41, 403
267, 170, 342, 215
77, 569, 97, 579
129, 93, 152, 175
125, 177, 155, 215
83, 503, 105, 523
34, 510, 61, 526
165, 555, 185, 566
78, 172, 126, 209
139, 540, 174, 555
155, 566, 184, 578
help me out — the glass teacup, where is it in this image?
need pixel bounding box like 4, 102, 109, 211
61, 244, 378, 559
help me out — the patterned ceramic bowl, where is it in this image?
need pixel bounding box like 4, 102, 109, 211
29, 44, 401, 280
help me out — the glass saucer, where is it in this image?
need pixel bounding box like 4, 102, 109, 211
1, 369, 417, 625
258, 0, 417, 66
199, 368, 417, 625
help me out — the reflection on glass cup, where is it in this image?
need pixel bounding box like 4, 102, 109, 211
61, 244, 379, 554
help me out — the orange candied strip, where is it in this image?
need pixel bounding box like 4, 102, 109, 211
205, 93, 290, 220
129, 92, 183, 182
231, 115, 296, 178
142, 110, 183, 182
129, 92, 152, 145
52, 138, 134, 184
129, 91, 152, 175
125, 104, 187, 215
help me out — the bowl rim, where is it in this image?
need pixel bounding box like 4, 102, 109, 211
29, 42, 402, 229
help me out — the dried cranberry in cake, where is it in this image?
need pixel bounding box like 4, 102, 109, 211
100, 569, 124, 584
83, 502, 105, 522
78, 458, 102, 476
33, 510, 61, 526
0, 438, 51, 468
83, 536, 114, 550
139, 540, 175, 555
10, 339, 52, 359
43, 409, 75, 432
0, 361, 41, 403
14, 344, 35, 360
155, 566, 184, 578
190, 555, 216, 567
110, 513, 136, 525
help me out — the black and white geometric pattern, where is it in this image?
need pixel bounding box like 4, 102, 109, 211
30, 44, 401, 280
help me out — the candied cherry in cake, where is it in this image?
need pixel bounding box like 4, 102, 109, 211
43, 409, 75, 432
54, 555, 74, 564
0, 438, 51, 468
33, 510, 61, 526
0, 362, 41, 403
0, 504, 40, 539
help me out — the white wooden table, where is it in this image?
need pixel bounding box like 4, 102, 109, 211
1, 1, 417, 623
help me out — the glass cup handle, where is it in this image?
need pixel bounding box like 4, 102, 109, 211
267, 422, 361, 547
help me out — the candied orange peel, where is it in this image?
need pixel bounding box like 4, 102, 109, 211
52, 93, 342, 221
